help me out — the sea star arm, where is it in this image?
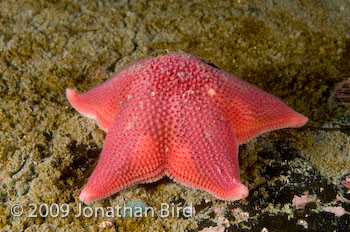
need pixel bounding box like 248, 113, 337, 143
78, 102, 165, 203
65, 69, 141, 132
213, 71, 308, 144
66, 87, 120, 131
166, 99, 248, 201
66, 60, 150, 132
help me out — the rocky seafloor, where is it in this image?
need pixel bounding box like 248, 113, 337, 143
0, 0, 349, 231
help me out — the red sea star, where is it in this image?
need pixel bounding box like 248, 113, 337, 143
66, 52, 308, 203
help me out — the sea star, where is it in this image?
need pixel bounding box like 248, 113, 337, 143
66, 52, 308, 203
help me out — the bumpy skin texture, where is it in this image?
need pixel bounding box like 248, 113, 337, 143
66, 52, 308, 203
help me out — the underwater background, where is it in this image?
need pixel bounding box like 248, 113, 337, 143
0, 0, 349, 231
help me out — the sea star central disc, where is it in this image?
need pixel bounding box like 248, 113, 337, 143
66, 52, 308, 203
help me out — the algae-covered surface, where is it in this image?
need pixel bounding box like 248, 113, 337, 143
1, 0, 350, 231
